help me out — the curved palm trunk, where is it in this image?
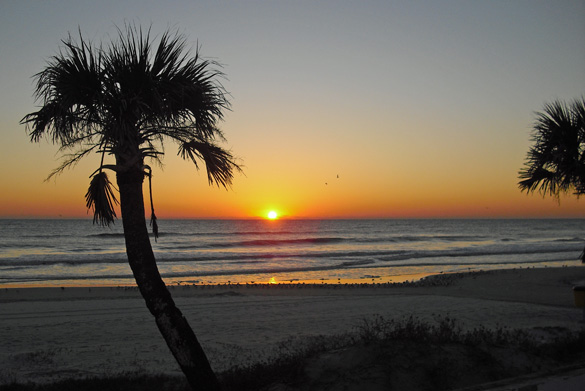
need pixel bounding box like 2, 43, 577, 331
117, 168, 220, 391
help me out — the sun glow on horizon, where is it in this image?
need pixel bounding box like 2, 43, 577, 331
267, 210, 278, 220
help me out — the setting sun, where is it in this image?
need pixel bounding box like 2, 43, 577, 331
267, 211, 278, 220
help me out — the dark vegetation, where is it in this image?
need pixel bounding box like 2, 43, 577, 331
2, 315, 585, 391
518, 97, 585, 260
21, 24, 241, 390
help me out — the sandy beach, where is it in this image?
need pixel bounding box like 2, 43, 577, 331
1, 266, 585, 385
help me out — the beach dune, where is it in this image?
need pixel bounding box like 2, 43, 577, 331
1, 266, 584, 384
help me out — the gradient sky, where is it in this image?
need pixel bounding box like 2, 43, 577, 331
1, 0, 584, 219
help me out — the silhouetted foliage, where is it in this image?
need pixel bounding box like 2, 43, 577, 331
85, 171, 118, 225
519, 97, 585, 261
22, 24, 241, 228
519, 97, 585, 197
4, 316, 584, 391
21, 23, 241, 391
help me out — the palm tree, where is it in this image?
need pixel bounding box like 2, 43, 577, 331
21, 25, 241, 390
518, 97, 585, 260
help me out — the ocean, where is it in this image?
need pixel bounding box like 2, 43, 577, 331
0, 218, 583, 287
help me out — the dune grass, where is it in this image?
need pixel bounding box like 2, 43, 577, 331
220, 315, 585, 390
2, 315, 585, 391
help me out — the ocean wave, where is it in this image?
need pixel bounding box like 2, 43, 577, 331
554, 237, 584, 243
217, 230, 320, 236
85, 232, 493, 245
159, 234, 492, 250
358, 255, 580, 270
339, 259, 376, 267
14, 234, 69, 239
159, 235, 498, 250
87, 233, 126, 238
1, 245, 580, 268
85, 229, 340, 238
0, 257, 128, 267
238, 237, 347, 246
2, 255, 578, 285
87, 231, 210, 238
159, 237, 348, 250
0, 243, 58, 249
376, 247, 581, 263
356, 235, 489, 243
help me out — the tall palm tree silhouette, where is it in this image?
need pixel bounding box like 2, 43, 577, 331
519, 97, 585, 260
22, 25, 241, 390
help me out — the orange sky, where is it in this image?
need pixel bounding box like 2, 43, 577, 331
1, 1, 584, 219
2, 145, 584, 219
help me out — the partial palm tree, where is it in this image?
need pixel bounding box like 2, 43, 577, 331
21, 25, 241, 390
518, 97, 585, 260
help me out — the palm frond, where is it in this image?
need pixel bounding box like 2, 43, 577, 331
144, 165, 159, 240
24, 24, 242, 234
178, 140, 242, 188
85, 171, 119, 226
138, 31, 230, 141
21, 30, 104, 146
518, 98, 585, 197
518, 165, 559, 196
46, 146, 97, 181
